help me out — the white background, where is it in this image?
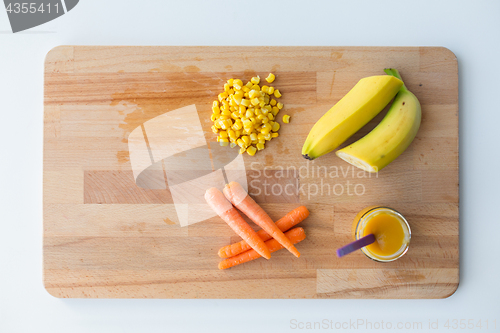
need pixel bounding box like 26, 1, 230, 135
1, 1, 499, 332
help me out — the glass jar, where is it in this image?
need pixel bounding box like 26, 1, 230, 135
352, 206, 411, 262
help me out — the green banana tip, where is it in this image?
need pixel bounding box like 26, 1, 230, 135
384, 68, 408, 92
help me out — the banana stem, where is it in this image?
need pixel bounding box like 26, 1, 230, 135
384, 68, 408, 92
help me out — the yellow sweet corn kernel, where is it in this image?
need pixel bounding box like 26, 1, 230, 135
270, 99, 277, 106
219, 138, 229, 146
261, 127, 271, 135
283, 115, 291, 123
264, 133, 272, 140
222, 108, 232, 116
259, 101, 266, 108
251, 84, 260, 91
243, 119, 253, 129
219, 130, 228, 139
245, 81, 253, 88
256, 142, 265, 150
228, 88, 234, 95
267, 86, 275, 95
230, 142, 237, 148
231, 112, 239, 119
251, 76, 260, 84
242, 86, 250, 93
272, 122, 280, 132
262, 117, 269, 124
272, 106, 280, 116
251, 98, 260, 106
246, 146, 257, 156
277, 102, 284, 110
274, 89, 282, 98
241, 98, 250, 107
261, 85, 269, 94
227, 78, 234, 86
249, 90, 260, 99
218, 92, 228, 102
265, 73, 275, 83
257, 114, 266, 121
267, 113, 274, 121
242, 136, 251, 146
250, 117, 257, 124
233, 79, 243, 90
239, 147, 246, 154
250, 133, 258, 141
224, 83, 230, 92
271, 132, 279, 138
234, 96, 242, 106
213, 100, 219, 108
210, 114, 217, 122
228, 130, 237, 140
245, 110, 254, 118
232, 122, 242, 131
235, 130, 242, 137
237, 138, 245, 148
211, 125, 218, 133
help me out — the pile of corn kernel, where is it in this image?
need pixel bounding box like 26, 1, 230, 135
211, 73, 290, 156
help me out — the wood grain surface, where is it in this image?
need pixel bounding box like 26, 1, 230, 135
43, 46, 459, 298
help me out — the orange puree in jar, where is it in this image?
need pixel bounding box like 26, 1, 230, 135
362, 212, 405, 257
352, 206, 411, 262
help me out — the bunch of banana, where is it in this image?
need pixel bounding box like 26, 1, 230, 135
302, 69, 421, 173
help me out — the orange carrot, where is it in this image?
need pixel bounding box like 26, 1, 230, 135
218, 206, 309, 258
223, 181, 301, 258
219, 227, 306, 269
205, 187, 271, 260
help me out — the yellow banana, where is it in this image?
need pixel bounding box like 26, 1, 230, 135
336, 69, 421, 172
302, 75, 403, 160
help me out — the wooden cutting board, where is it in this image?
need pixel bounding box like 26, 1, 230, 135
43, 46, 459, 299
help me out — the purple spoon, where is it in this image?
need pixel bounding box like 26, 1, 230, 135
336, 234, 376, 258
